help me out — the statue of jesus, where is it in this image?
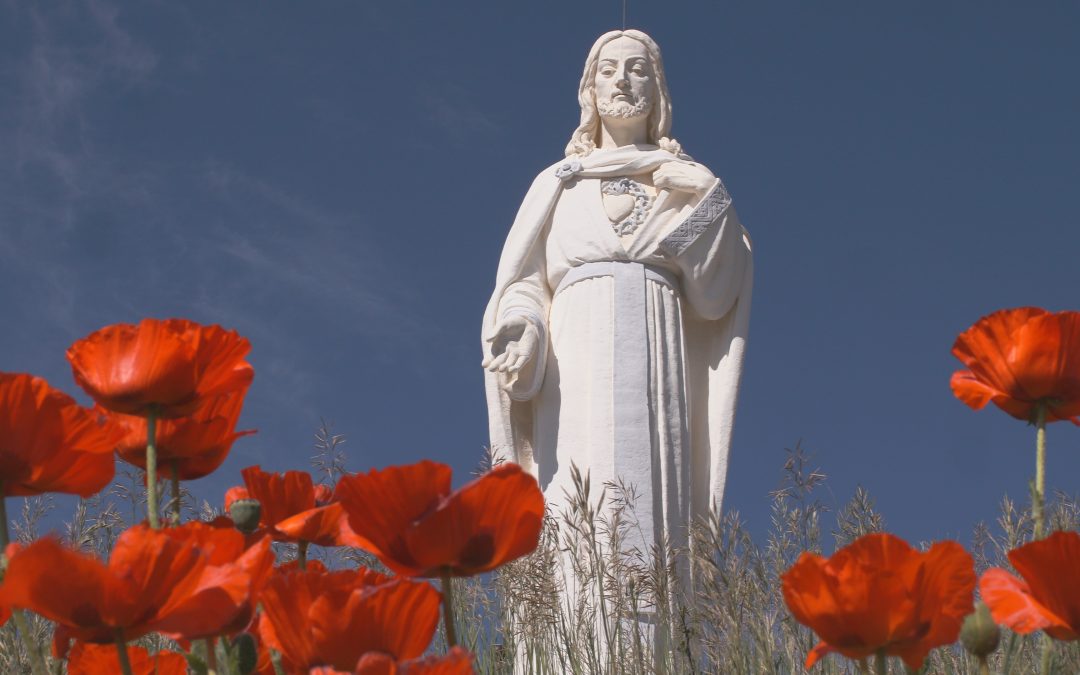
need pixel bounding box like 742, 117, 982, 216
482, 29, 753, 560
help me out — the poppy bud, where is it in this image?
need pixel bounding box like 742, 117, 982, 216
232, 633, 258, 674
229, 498, 261, 534
960, 601, 1000, 659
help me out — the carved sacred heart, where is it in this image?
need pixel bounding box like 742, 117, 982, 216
602, 192, 636, 224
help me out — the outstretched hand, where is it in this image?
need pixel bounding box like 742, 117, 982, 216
653, 161, 715, 196
483, 314, 539, 374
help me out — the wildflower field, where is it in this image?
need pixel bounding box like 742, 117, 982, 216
1, 310, 1079, 674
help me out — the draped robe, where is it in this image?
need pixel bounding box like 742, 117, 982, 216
483, 145, 753, 555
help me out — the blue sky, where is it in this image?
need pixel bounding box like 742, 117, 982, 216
2, 1, 1079, 547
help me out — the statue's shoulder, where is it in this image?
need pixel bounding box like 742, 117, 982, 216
517, 157, 579, 195
533, 157, 576, 182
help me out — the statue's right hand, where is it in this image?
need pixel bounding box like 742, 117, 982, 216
483, 314, 539, 374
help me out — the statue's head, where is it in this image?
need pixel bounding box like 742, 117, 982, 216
565, 29, 681, 158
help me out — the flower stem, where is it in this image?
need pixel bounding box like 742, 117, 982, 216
874, 649, 887, 675
1002, 631, 1018, 674
146, 408, 160, 529
978, 658, 990, 675
204, 637, 219, 675
440, 571, 458, 648
1034, 403, 1047, 540
114, 629, 134, 675
1040, 633, 1053, 674
170, 463, 181, 526
298, 541, 308, 571
270, 649, 287, 675
0, 493, 48, 675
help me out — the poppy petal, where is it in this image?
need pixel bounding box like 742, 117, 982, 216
335, 461, 453, 576
804, 641, 837, 669
67, 319, 253, 418
311, 578, 441, 666
980, 568, 1064, 635
152, 529, 274, 640
782, 533, 975, 670
951, 308, 1080, 425
404, 464, 543, 576
949, 370, 998, 412
952, 308, 1046, 398
893, 541, 975, 670
0, 538, 122, 644
1009, 531, 1080, 635
242, 465, 316, 533
113, 390, 255, 481
67, 320, 200, 417
981, 532, 1080, 639
0, 373, 119, 498
225, 485, 252, 510
275, 503, 349, 547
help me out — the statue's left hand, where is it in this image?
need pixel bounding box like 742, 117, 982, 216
653, 161, 715, 196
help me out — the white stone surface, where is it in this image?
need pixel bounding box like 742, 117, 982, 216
483, 29, 753, 561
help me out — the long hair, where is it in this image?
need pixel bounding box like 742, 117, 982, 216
564, 30, 684, 158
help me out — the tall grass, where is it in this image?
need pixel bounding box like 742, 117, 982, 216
451, 443, 1080, 674
2, 439, 1077, 674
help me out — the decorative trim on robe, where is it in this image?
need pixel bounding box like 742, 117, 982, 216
659, 179, 733, 257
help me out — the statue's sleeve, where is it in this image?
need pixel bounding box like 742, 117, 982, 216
490, 202, 552, 401
660, 179, 751, 321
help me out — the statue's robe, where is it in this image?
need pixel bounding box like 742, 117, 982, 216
483, 144, 753, 556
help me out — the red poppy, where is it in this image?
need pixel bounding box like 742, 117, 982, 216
0, 523, 266, 655
239, 465, 352, 547
67, 318, 254, 419
951, 307, 1080, 424
152, 522, 275, 639
258, 566, 438, 673
308, 647, 476, 674
980, 530, 1080, 640
781, 533, 975, 670
67, 642, 187, 675
110, 390, 255, 480
0, 373, 121, 498
334, 461, 544, 577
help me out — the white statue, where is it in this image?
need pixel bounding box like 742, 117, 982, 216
482, 29, 753, 561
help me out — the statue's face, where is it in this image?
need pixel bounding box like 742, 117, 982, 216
594, 36, 655, 120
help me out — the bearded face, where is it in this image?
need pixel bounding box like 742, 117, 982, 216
592, 36, 657, 121
596, 96, 653, 119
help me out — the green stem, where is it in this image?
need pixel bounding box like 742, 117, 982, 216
11, 611, 47, 675
270, 649, 286, 675
204, 637, 219, 675
978, 658, 990, 675
874, 649, 887, 675
857, 659, 870, 675
1034, 403, 1047, 540
145, 408, 160, 529
441, 571, 458, 648
1002, 631, 1018, 674
298, 541, 308, 571
1040, 633, 1052, 674
170, 463, 181, 525
1, 494, 48, 675
114, 629, 134, 675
